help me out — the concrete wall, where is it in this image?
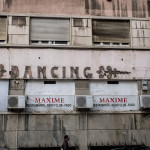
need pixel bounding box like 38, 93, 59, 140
0, 0, 149, 18
0, 80, 8, 111
0, 49, 150, 80
0, 113, 150, 150
8, 16, 29, 45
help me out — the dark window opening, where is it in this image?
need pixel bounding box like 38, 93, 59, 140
73, 18, 83, 27
12, 16, 26, 26
53, 41, 68, 44
93, 42, 101, 45
113, 43, 120, 45
44, 81, 56, 84
0, 40, 5, 43
103, 42, 111, 45
41, 41, 49, 44
31, 40, 39, 44
107, 81, 119, 84
122, 43, 129, 46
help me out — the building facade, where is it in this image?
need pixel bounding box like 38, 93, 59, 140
0, 0, 150, 150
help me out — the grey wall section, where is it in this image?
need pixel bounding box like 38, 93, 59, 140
0, 113, 150, 150
0, 80, 8, 111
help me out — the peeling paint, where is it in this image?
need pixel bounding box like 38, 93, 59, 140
0, 64, 6, 78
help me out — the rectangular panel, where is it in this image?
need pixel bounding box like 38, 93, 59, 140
92, 20, 130, 43
90, 81, 138, 96
30, 18, 70, 41
0, 80, 9, 111
25, 80, 75, 95
0, 17, 7, 41
26, 95, 74, 111
92, 95, 139, 111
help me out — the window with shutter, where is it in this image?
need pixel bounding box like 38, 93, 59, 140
92, 20, 130, 46
30, 18, 70, 45
0, 17, 7, 44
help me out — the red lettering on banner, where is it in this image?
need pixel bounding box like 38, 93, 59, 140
34, 97, 65, 103
46, 98, 51, 103
42, 98, 46, 103
35, 98, 40, 103
61, 98, 64, 103
99, 97, 128, 103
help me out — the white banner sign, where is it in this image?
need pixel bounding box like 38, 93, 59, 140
92, 95, 139, 111
26, 95, 74, 111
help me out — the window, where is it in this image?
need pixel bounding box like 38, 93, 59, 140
12, 16, 26, 26
0, 17, 7, 44
92, 19, 130, 46
30, 18, 70, 45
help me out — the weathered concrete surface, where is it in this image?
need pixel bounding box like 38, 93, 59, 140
0, 0, 149, 18
131, 20, 150, 47
1, 48, 150, 80
0, 113, 150, 149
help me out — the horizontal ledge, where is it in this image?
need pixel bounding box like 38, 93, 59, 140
0, 45, 150, 50
0, 111, 150, 115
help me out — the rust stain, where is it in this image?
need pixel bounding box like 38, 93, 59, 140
117, 0, 120, 17
3, 0, 12, 12
112, 0, 116, 16
51, 67, 58, 78
37, 66, 46, 79
132, 0, 138, 17
147, 0, 150, 16
11, 66, 19, 79
70, 67, 79, 79
132, 0, 147, 18
0, 64, 6, 78
85, 0, 89, 14
121, 2, 128, 17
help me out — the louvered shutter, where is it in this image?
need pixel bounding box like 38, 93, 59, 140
0, 17, 7, 41
93, 20, 130, 43
30, 18, 70, 42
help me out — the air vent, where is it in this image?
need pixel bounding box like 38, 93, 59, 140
140, 95, 150, 109
7, 95, 26, 109
8, 96, 18, 107
75, 95, 93, 109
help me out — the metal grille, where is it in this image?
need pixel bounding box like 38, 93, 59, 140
77, 96, 86, 107
8, 97, 18, 107
0, 17, 7, 41
143, 96, 150, 107
92, 20, 130, 43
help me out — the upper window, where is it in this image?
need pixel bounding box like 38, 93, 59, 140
0, 17, 7, 44
12, 16, 26, 26
30, 18, 70, 45
92, 19, 130, 46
